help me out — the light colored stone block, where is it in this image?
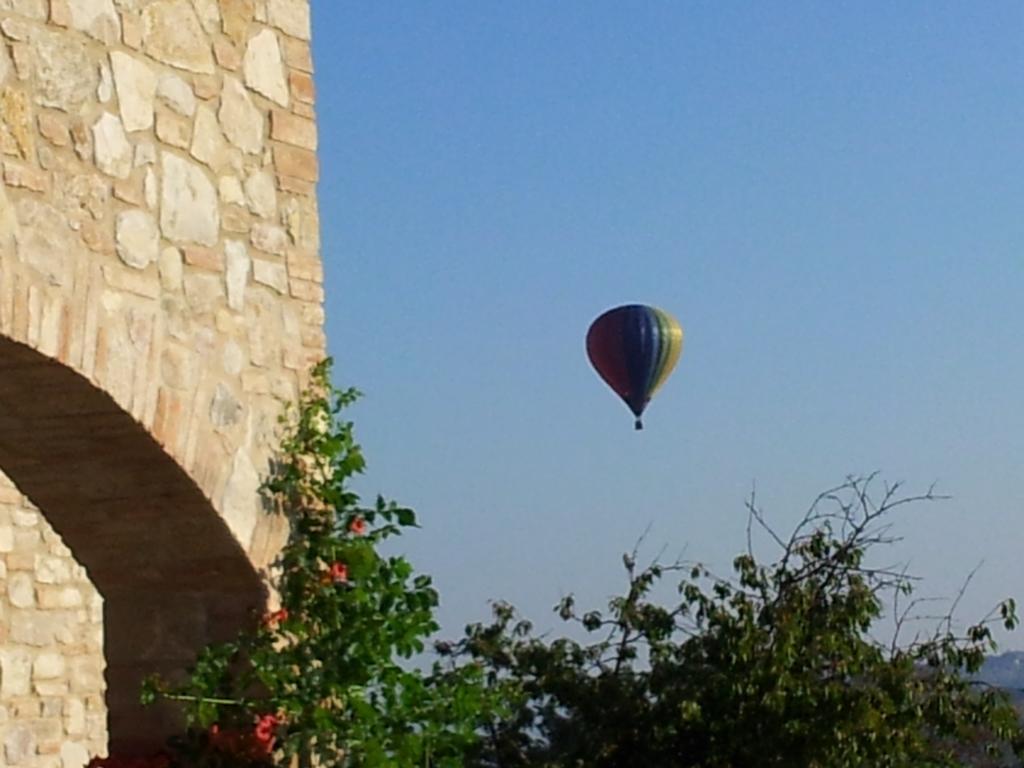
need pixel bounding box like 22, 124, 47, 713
267, 0, 310, 39
244, 29, 288, 106
253, 258, 287, 294
190, 104, 230, 169
0, 649, 32, 696
110, 52, 157, 132
219, 75, 264, 154
156, 74, 196, 117
66, 0, 121, 44
160, 152, 220, 245
141, 0, 216, 74
62, 741, 91, 768
92, 112, 132, 179
115, 209, 160, 269
31, 27, 97, 111
32, 653, 65, 681
8, 572, 34, 608
244, 170, 276, 218
159, 246, 184, 291
225, 240, 250, 311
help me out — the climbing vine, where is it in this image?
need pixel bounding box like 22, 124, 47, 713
138, 361, 499, 767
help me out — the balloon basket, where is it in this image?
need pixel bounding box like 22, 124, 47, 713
634, 418, 643, 431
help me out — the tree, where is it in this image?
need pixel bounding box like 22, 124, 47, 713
439, 477, 1024, 767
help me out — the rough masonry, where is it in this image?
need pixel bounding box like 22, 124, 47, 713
0, 0, 324, 763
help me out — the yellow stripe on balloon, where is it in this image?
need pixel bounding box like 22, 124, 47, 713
649, 308, 684, 396
649, 310, 672, 393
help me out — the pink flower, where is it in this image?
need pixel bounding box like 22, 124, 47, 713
328, 562, 348, 584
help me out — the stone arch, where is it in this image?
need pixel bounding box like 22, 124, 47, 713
0, 335, 263, 753
0, 0, 323, 761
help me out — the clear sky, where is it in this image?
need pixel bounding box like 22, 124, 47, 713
313, 2, 1024, 647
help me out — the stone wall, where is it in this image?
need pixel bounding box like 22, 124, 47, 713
0, 474, 106, 768
0, 0, 323, 762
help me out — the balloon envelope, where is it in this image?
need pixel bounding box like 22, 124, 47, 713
586, 304, 684, 429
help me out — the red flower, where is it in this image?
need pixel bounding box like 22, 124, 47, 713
253, 713, 282, 752
327, 561, 348, 584
349, 516, 367, 535
208, 715, 281, 759
263, 608, 289, 628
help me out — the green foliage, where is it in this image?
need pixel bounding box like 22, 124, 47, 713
145, 361, 498, 767
439, 477, 1024, 767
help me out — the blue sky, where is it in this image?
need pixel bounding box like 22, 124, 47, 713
314, 2, 1024, 646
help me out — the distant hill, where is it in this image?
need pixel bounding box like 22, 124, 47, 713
977, 651, 1024, 706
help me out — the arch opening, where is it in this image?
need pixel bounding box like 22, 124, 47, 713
0, 336, 264, 754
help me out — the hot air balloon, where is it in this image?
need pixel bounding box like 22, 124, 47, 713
586, 304, 684, 430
